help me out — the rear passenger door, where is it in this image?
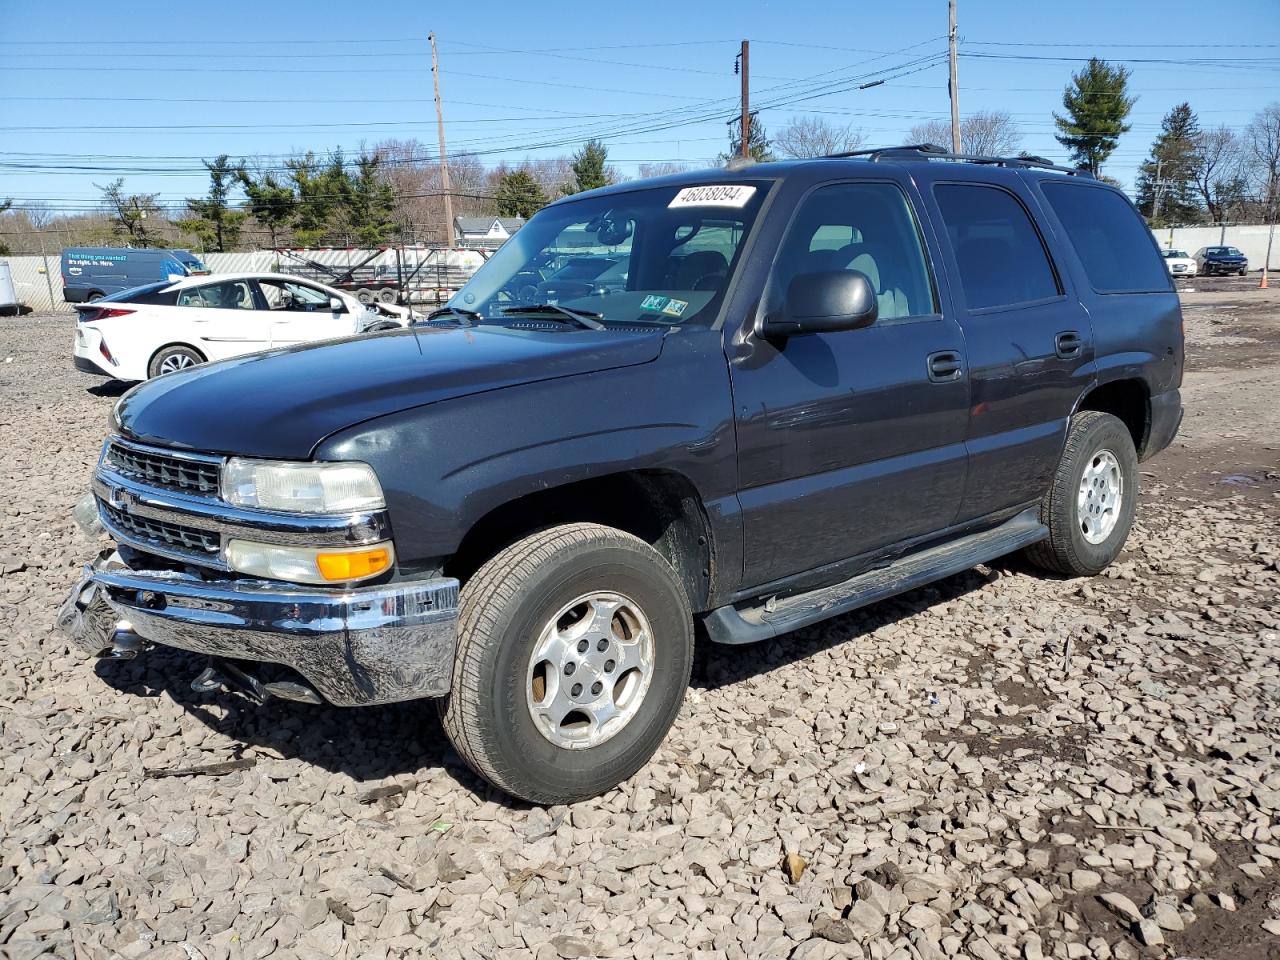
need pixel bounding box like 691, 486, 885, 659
728, 178, 971, 589
924, 178, 1094, 523
174, 279, 272, 360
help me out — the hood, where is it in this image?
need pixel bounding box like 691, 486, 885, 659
115, 325, 666, 459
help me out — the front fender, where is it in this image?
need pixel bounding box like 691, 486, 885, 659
316, 329, 740, 575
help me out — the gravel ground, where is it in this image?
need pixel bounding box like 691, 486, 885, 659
2, 284, 1279, 960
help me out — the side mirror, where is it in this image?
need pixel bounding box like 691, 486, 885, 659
329, 296, 346, 312
756, 270, 878, 338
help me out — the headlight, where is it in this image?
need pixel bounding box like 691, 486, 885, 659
222, 459, 385, 514
226, 539, 394, 584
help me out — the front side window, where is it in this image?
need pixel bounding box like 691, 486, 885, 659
770, 181, 936, 322
934, 183, 1060, 310
1041, 182, 1171, 293
177, 280, 255, 309
449, 181, 769, 326
258, 279, 334, 312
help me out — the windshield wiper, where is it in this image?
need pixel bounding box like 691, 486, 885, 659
422, 305, 483, 325
500, 303, 606, 330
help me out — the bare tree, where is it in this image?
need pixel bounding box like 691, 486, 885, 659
1243, 103, 1280, 213
637, 162, 693, 179
1193, 126, 1244, 224
909, 111, 1021, 156
773, 116, 866, 158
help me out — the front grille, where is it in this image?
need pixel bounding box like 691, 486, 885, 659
101, 501, 221, 557
105, 441, 221, 496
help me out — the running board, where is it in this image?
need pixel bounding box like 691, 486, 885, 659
702, 507, 1047, 645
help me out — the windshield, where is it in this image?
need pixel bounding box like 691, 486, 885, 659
1208, 247, 1242, 256
179, 254, 210, 275
1164, 250, 1189, 258
449, 181, 770, 326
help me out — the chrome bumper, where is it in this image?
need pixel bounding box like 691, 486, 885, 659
57, 552, 461, 706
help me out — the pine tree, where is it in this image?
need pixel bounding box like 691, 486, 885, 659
722, 113, 774, 162
1135, 103, 1201, 224
564, 140, 615, 195
1053, 58, 1135, 177
237, 168, 295, 248
178, 155, 247, 252
495, 170, 549, 218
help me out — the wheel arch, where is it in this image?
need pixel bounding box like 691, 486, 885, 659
1075, 377, 1150, 457
147, 341, 207, 376
444, 468, 716, 612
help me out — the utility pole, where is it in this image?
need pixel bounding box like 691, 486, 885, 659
739, 40, 750, 160
429, 32, 454, 249
1152, 158, 1167, 222
948, 0, 961, 153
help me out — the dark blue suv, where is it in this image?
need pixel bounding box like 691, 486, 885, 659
60, 146, 1182, 803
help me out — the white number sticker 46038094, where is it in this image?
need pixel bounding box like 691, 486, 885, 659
668, 185, 757, 209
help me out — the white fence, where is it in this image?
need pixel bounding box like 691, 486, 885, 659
1151, 223, 1278, 269
0, 248, 485, 312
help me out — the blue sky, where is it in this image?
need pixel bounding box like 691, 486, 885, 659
2, 0, 1277, 216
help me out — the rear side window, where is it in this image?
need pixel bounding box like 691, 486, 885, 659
934, 183, 1060, 310
1040, 182, 1171, 293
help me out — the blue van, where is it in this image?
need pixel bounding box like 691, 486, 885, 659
61, 247, 209, 303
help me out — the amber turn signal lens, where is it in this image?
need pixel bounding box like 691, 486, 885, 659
316, 546, 393, 582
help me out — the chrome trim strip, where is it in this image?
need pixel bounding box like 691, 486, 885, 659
93, 471, 392, 547
104, 435, 227, 466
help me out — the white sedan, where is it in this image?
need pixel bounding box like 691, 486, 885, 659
73, 272, 414, 381
1161, 249, 1197, 279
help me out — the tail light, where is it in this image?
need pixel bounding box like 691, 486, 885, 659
78, 307, 135, 324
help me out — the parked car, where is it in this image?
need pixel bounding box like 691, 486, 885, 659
1194, 245, 1249, 276
59, 149, 1183, 804
72, 272, 411, 381
1161, 248, 1197, 278
61, 247, 209, 303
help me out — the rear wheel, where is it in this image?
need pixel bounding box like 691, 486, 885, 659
440, 522, 693, 804
147, 344, 205, 379
377, 288, 398, 304
1025, 411, 1137, 576
87, 292, 104, 303
356, 289, 375, 305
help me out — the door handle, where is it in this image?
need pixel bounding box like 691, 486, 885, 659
1055, 330, 1083, 359
927, 350, 963, 383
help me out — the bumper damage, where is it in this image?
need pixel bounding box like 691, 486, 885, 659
56, 551, 461, 706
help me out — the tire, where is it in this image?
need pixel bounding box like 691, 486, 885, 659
1240, 268, 1248, 277
147, 344, 205, 379
377, 288, 398, 304
441, 522, 693, 804
356, 289, 374, 305
87, 292, 104, 303
1025, 411, 1138, 577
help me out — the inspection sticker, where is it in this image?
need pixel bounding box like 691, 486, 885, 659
668, 184, 757, 208
661, 298, 688, 318
640, 294, 670, 311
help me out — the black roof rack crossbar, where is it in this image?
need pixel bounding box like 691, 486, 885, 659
822, 143, 1091, 178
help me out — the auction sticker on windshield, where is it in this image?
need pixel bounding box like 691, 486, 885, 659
669, 185, 756, 208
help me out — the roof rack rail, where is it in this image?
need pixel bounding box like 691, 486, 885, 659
823, 143, 1092, 178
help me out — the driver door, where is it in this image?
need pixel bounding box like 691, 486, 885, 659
255, 279, 354, 345
727, 178, 971, 589
174, 279, 270, 360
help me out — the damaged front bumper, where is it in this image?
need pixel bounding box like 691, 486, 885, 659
56, 551, 461, 706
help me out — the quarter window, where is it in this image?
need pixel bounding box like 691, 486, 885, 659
1041, 182, 1171, 293
176, 280, 255, 309
772, 182, 936, 322
934, 183, 1060, 310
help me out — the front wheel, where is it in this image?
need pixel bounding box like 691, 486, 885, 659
1025, 411, 1138, 577
440, 523, 693, 804
147, 344, 204, 379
